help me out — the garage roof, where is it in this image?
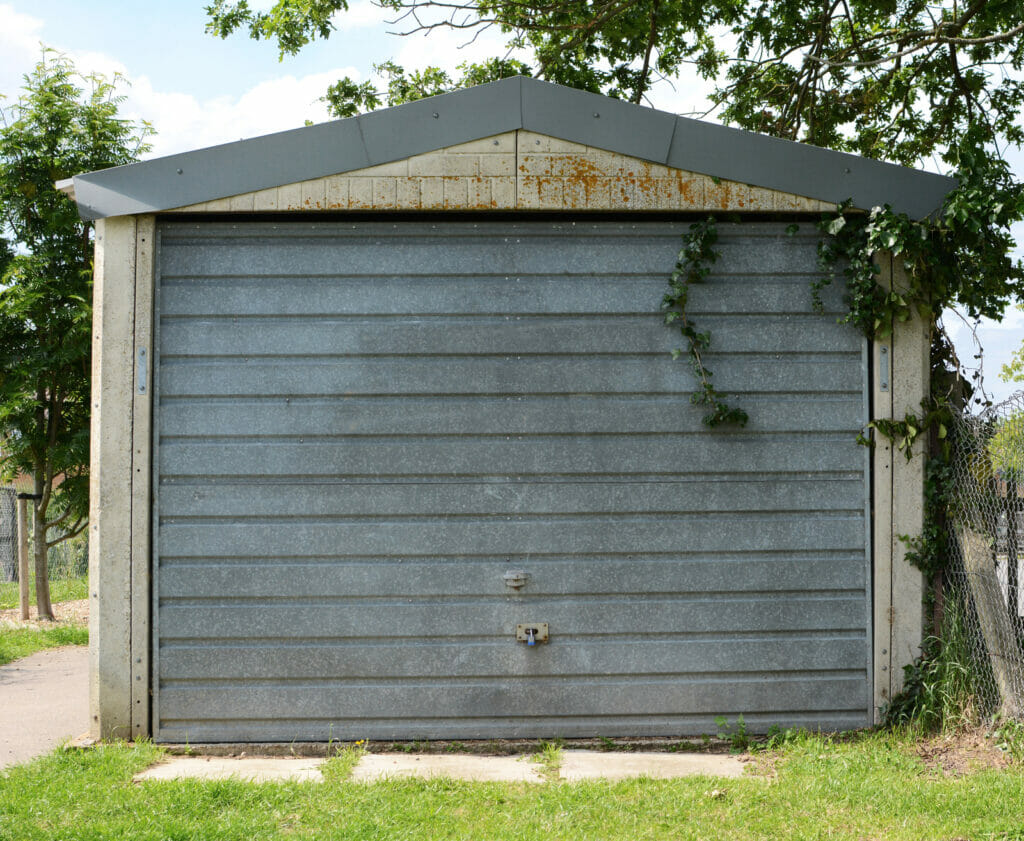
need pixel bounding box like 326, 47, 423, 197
64, 76, 956, 222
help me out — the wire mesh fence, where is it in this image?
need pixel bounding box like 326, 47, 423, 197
0, 486, 16, 583
0, 486, 88, 609
946, 390, 1024, 720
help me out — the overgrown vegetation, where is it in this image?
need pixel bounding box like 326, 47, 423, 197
885, 586, 981, 731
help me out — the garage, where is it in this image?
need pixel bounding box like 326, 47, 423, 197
68, 77, 950, 741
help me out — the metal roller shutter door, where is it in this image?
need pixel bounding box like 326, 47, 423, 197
151, 218, 871, 742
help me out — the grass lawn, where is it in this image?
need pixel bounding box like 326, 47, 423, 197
0, 573, 89, 665
1, 733, 1023, 840
0, 575, 88, 610
0, 625, 88, 666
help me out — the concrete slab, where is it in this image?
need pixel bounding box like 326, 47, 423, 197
0, 646, 89, 769
350, 753, 544, 783
134, 756, 324, 783
558, 751, 746, 781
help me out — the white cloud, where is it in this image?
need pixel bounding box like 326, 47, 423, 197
0, 4, 45, 97
119, 67, 360, 158
333, 0, 387, 31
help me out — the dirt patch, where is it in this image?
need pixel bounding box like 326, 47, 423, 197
915, 727, 1013, 776
0, 598, 88, 629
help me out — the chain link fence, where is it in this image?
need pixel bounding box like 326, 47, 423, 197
0, 486, 88, 609
946, 390, 1024, 720
0, 486, 16, 583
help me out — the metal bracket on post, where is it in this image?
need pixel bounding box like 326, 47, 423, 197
136, 347, 148, 395
878, 345, 890, 392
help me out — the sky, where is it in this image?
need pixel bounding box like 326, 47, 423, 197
0, 0, 1021, 405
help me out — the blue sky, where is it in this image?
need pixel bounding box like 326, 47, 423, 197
1, 1, 1021, 404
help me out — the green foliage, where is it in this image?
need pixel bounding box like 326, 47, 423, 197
206, 0, 348, 59
898, 457, 954, 580
992, 719, 1024, 763
662, 217, 747, 428
987, 412, 1024, 482
883, 589, 979, 732
0, 52, 152, 558
713, 714, 749, 753
816, 137, 1024, 346
1000, 305, 1024, 384
322, 58, 531, 118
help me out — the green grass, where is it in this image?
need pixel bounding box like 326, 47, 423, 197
531, 740, 564, 781
0, 575, 89, 610
0, 625, 88, 666
2, 731, 1023, 840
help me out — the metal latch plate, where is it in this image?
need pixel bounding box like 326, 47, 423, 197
515, 623, 549, 643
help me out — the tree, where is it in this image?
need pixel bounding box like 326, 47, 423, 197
0, 51, 153, 619
1001, 304, 1024, 385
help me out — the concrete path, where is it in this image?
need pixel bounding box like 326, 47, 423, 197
134, 751, 746, 783
137, 757, 323, 783
0, 646, 89, 770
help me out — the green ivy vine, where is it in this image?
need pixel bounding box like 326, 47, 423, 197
662, 137, 1024, 590
662, 216, 748, 428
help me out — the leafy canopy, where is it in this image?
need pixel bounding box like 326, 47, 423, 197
0, 51, 153, 534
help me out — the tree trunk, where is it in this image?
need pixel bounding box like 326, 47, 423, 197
32, 497, 54, 621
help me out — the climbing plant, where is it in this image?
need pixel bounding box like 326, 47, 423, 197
661, 217, 748, 428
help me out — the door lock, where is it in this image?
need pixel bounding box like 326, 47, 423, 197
515, 623, 549, 645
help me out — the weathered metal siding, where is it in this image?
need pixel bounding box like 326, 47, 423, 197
152, 219, 870, 742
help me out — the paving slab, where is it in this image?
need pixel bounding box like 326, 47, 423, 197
135, 756, 324, 783
350, 753, 544, 783
0, 646, 89, 769
558, 751, 746, 781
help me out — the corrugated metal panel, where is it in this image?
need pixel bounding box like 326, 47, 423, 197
152, 219, 871, 742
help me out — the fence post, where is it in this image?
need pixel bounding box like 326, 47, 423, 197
17, 496, 29, 620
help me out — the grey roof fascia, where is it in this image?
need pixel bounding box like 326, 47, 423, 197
73, 116, 369, 221
519, 77, 677, 164
666, 115, 955, 219
358, 76, 523, 165
69, 75, 957, 221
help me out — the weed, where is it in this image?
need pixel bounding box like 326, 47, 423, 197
531, 740, 563, 781
756, 724, 806, 752
714, 714, 750, 753
992, 719, 1024, 762
597, 736, 616, 752
321, 740, 366, 782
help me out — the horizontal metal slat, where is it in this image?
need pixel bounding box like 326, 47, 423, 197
158, 594, 866, 639
159, 313, 861, 357
155, 710, 869, 742
159, 277, 846, 317
159, 637, 867, 681
158, 435, 863, 480
158, 557, 866, 599
159, 478, 865, 518
159, 225, 825, 278
157, 674, 869, 720
158, 355, 862, 398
